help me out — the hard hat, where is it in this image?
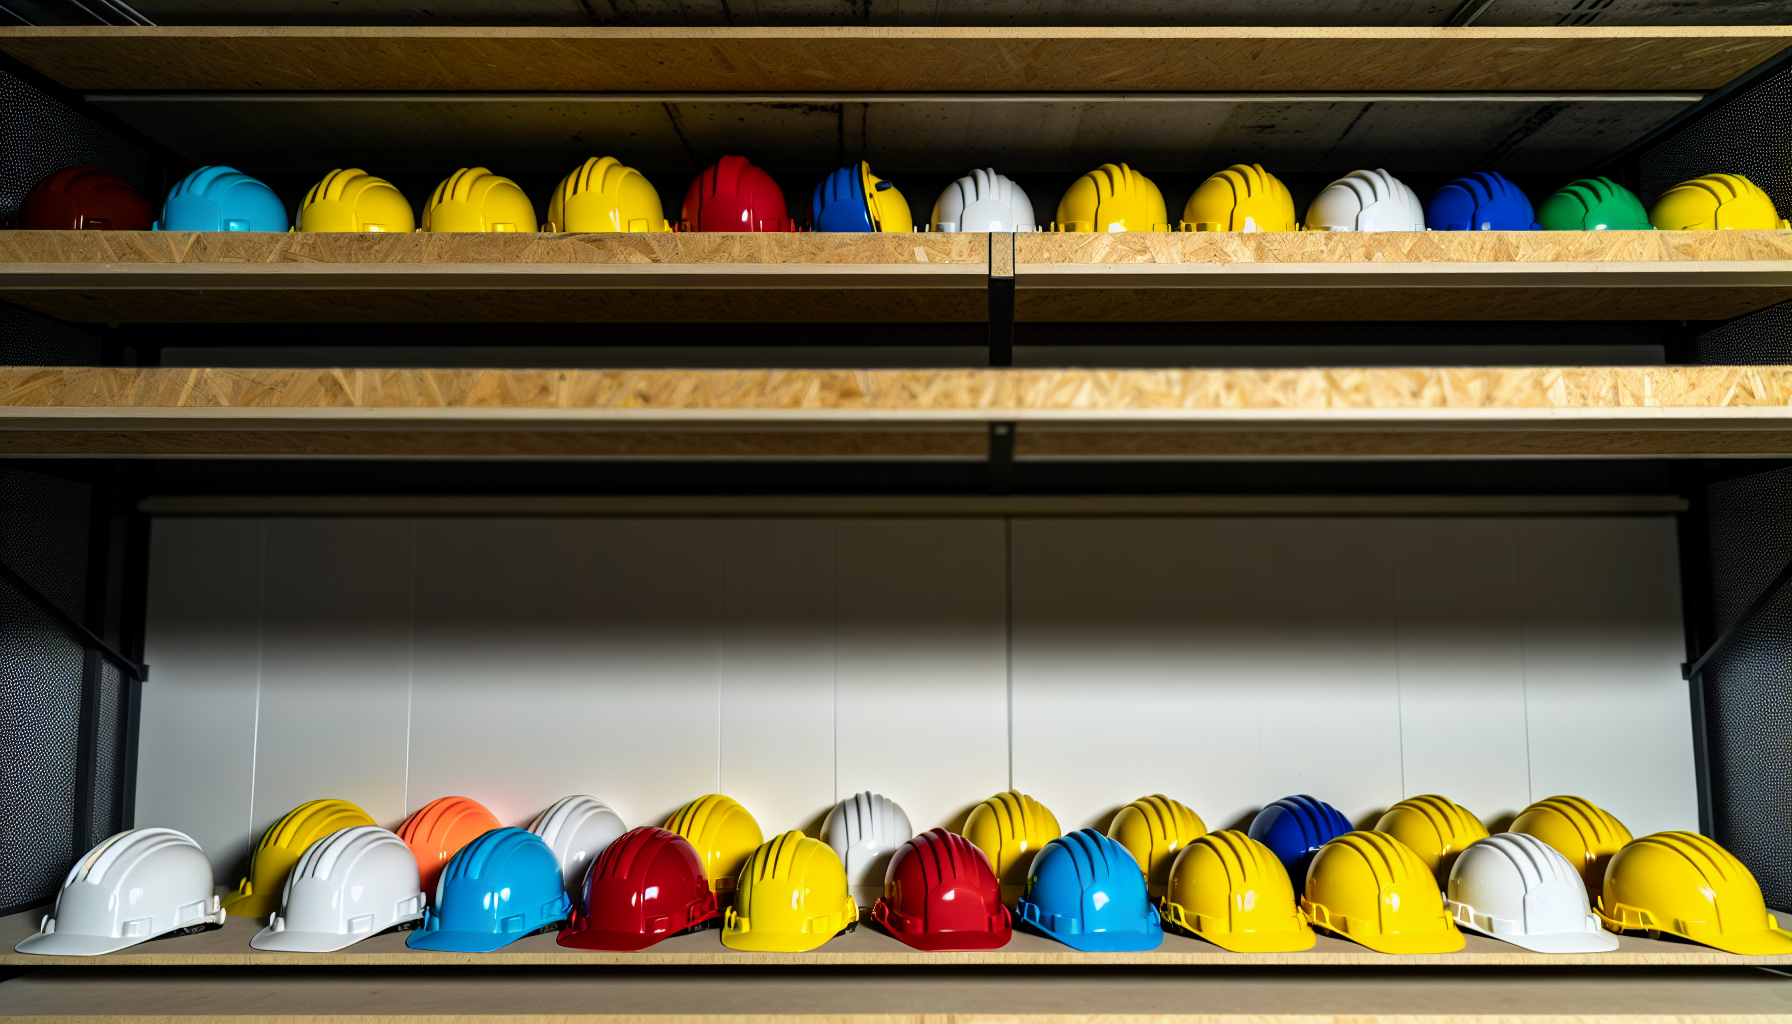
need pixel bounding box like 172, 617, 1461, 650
1537, 176, 1652, 231
822, 790, 913, 907
1015, 828, 1163, 951
962, 790, 1062, 906
222, 798, 376, 920
296, 168, 415, 233
398, 796, 502, 897
18, 166, 151, 231
421, 167, 535, 233
250, 826, 426, 952
1301, 831, 1466, 954
558, 826, 720, 951
664, 794, 763, 895
1373, 795, 1489, 884
1445, 833, 1617, 953
1053, 163, 1169, 232
872, 827, 1011, 951
1423, 171, 1539, 231
1159, 829, 1315, 952
1649, 173, 1789, 230
528, 795, 627, 894
679, 155, 798, 232
810, 161, 914, 232
543, 156, 670, 233
407, 827, 571, 952
16, 828, 225, 955
1182, 163, 1299, 232
1247, 795, 1352, 889
1598, 831, 1792, 954
1510, 795, 1632, 904
156, 165, 289, 232
1106, 794, 1207, 900
722, 830, 859, 952
931, 168, 1037, 232
1303, 168, 1425, 232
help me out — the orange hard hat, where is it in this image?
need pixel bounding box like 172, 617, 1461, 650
398, 796, 502, 895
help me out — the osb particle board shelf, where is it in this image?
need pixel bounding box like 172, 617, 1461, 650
0, 909, 1784, 967
11, 366, 1792, 458
0, 26, 1786, 93
4, 231, 1791, 324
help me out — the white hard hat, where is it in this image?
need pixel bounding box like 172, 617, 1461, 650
931, 168, 1037, 232
823, 791, 913, 905
528, 795, 627, 893
1446, 832, 1620, 953
17, 828, 224, 956
1305, 168, 1425, 232
251, 826, 425, 952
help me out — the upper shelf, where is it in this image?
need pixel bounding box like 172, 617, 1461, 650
3, 230, 1789, 324
1, 26, 1787, 93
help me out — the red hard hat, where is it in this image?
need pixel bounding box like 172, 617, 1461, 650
558, 826, 720, 951
679, 155, 797, 232
19, 166, 152, 231
873, 828, 1012, 951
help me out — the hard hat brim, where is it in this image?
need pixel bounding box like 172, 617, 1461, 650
14, 930, 150, 956
405, 927, 545, 953
250, 925, 402, 953
1463, 926, 1619, 954
1192, 925, 1317, 953
558, 925, 704, 952
880, 925, 1012, 951
1696, 926, 1792, 956
1030, 926, 1164, 952
721, 929, 841, 953
1336, 927, 1467, 955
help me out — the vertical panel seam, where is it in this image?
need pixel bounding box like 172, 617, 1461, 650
832, 519, 840, 808
1005, 516, 1014, 791
246, 519, 266, 847
403, 519, 417, 820
1515, 520, 1534, 807
1390, 519, 1406, 800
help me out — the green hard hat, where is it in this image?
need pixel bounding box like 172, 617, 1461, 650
1537, 176, 1653, 231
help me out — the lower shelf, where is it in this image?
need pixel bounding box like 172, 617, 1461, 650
1, 908, 1784, 968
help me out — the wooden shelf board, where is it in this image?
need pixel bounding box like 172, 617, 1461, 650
0, 908, 1783, 967
4, 231, 1790, 323
8, 367, 1792, 458
1, 26, 1787, 93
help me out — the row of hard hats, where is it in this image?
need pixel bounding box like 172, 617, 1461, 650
14, 160, 1788, 236
18, 788, 1789, 957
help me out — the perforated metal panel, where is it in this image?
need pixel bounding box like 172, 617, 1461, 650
0, 301, 102, 366
1695, 300, 1792, 365
1636, 60, 1792, 215
0, 581, 85, 909
0, 65, 148, 224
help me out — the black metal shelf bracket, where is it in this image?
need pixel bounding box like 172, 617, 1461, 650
0, 556, 147, 681
989, 232, 1015, 368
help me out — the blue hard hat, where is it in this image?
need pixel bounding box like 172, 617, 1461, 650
156, 165, 289, 232
1423, 171, 1539, 231
810, 164, 875, 231
1014, 828, 1162, 951
407, 827, 570, 952
1247, 795, 1352, 889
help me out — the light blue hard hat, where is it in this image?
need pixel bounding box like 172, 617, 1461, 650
156, 165, 289, 232
407, 827, 570, 952
1014, 828, 1161, 952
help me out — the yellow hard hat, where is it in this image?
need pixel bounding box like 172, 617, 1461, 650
1182, 163, 1300, 232
722, 830, 859, 952
1107, 794, 1207, 899
221, 798, 376, 919
665, 794, 764, 894
1598, 831, 1792, 954
1053, 163, 1169, 233
1301, 831, 1466, 954
543, 156, 670, 233
296, 168, 414, 233
1511, 795, 1632, 903
862, 163, 915, 232
1373, 795, 1488, 884
421, 167, 536, 232
1160, 829, 1315, 952
962, 790, 1061, 906
1649, 173, 1789, 230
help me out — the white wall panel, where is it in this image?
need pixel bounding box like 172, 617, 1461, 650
409, 519, 725, 832
1393, 519, 1532, 828
719, 520, 837, 837
138, 518, 264, 875
1518, 518, 1698, 837
835, 520, 1008, 833
249, 520, 415, 836
1011, 519, 1404, 835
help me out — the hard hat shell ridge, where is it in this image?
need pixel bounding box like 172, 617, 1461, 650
1423, 171, 1539, 231
1182, 163, 1299, 232
421, 167, 536, 233
1160, 829, 1315, 952
873, 828, 1011, 951
962, 789, 1062, 906
810, 161, 913, 233
823, 791, 913, 907
16, 828, 225, 956
223, 798, 376, 920
1247, 794, 1352, 890
407, 827, 570, 952
1445, 833, 1617, 954
1510, 795, 1632, 904
251, 826, 426, 952
665, 794, 764, 894
1107, 794, 1207, 900
1537, 176, 1652, 231
157, 165, 289, 232
1016, 828, 1163, 952
680, 156, 799, 232
931, 168, 1037, 232
1599, 831, 1792, 955
1373, 794, 1489, 884
1053, 163, 1169, 233
529, 795, 627, 894
1301, 831, 1466, 954
544, 156, 670, 233
398, 796, 502, 897
559, 826, 720, 951
722, 831, 859, 952
297, 168, 415, 233
1649, 173, 1789, 230
1303, 168, 1424, 232
19, 166, 152, 231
